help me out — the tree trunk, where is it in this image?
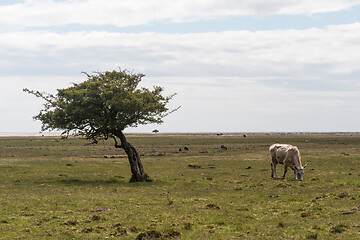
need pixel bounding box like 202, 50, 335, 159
113, 131, 150, 182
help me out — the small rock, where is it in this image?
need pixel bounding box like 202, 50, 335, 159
96, 208, 108, 212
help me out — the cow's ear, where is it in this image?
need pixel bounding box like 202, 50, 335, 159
303, 164, 308, 169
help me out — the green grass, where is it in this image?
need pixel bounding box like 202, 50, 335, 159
0, 134, 359, 239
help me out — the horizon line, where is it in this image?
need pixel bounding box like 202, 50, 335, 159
1, 131, 359, 137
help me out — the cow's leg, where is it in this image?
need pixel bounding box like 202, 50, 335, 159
282, 164, 288, 179
287, 165, 297, 180
271, 161, 278, 178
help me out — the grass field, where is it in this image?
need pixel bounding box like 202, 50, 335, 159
0, 133, 359, 239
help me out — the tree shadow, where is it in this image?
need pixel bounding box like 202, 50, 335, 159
54, 177, 165, 186
55, 178, 128, 186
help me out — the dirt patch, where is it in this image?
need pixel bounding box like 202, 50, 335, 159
136, 229, 181, 240
206, 203, 221, 210
330, 224, 347, 234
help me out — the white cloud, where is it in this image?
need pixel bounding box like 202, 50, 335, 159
1, 23, 360, 77
1, 0, 360, 30
2, 17, 360, 132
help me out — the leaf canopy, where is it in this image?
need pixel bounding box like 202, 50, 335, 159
24, 70, 178, 141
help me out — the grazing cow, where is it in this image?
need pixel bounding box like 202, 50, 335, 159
269, 143, 307, 181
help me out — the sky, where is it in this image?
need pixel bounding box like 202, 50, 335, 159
1, 0, 360, 134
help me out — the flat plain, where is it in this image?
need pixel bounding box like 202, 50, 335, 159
0, 133, 359, 239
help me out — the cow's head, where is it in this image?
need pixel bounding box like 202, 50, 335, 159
294, 164, 307, 181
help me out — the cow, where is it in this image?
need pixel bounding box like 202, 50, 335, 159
269, 143, 307, 181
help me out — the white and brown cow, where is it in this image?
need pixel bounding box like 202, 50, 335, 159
269, 143, 307, 181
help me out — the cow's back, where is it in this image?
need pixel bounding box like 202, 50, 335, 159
269, 143, 284, 158
285, 146, 301, 165
269, 144, 293, 164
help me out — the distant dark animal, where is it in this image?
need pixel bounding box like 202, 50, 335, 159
179, 148, 182, 152
243, 134, 247, 138
184, 147, 189, 151
221, 145, 227, 150
104, 155, 127, 158
188, 164, 201, 169
269, 143, 307, 181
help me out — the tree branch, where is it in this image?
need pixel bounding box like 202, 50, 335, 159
110, 135, 123, 148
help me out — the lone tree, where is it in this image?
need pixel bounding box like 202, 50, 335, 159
24, 69, 178, 182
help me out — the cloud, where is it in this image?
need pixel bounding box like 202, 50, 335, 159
1, 23, 360, 78
1, 0, 360, 30
2, 13, 360, 132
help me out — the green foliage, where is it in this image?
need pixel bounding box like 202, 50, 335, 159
24, 70, 178, 140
